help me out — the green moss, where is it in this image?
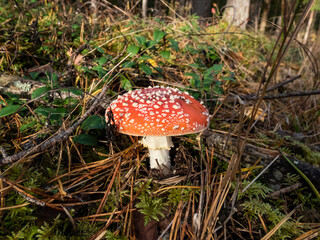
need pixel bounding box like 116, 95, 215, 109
293, 140, 320, 166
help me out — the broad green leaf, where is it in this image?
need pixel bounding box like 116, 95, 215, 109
51, 107, 68, 119
61, 88, 83, 96
31, 86, 51, 99
168, 39, 179, 51
160, 50, 170, 59
80, 66, 95, 74
139, 55, 152, 61
35, 107, 52, 117
190, 78, 201, 88
3, 92, 19, 100
186, 72, 201, 88
211, 64, 223, 73
20, 121, 37, 131
127, 45, 140, 55
191, 91, 201, 99
189, 63, 200, 68
221, 76, 235, 81
122, 61, 136, 68
92, 65, 107, 78
81, 115, 106, 130
46, 72, 58, 82
145, 40, 152, 48
96, 46, 105, 54
72, 134, 98, 146
203, 77, 214, 86
30, 72, 40, 80
35, 107, 67, 121
153, 30, 166, 42
120, 76, 133, 91
98, 56, 108, 65
185, 72, 200, 80
135, 36, 146, 46
154, 67, 163, 74
0, 105, 21, 117
45, 72, 59, 88
140, 63, 152, 75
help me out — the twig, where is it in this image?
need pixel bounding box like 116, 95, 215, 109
0, 146, 8, 158
265, 75, 301, 93
242, 155, 280, 193
267, 182, 302, 199
260, 90, 320, 100
241, 75, 301, 100
242, 89, 320, 101
215, 89, 320, 103
61, 205, 76, 230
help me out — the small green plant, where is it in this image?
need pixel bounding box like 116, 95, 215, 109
167, 187, 196, 208
283, 173, 300, 186
136, 194, 166, 226
183, 44, 234, 99
0, 93, 27, 118
241, 200, 303, 239
36, 215, 66, 240
125, 29, 176, 78
239, 180, 304, 239
135, 180, 166, 225
237, 180, 272, 200
105, 231, 129, 240
7, 225, 39, 240
71, 221, 104, 240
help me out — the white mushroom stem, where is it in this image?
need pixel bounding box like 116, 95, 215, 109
140, 136, 173, 171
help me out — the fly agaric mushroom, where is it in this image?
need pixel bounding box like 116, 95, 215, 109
105, 86, 209, 173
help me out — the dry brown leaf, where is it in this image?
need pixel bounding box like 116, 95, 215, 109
244, 106, 267, 122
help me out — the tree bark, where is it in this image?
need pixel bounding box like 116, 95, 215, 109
223, 0, 250, 29
259, 0, 271, 32
142, 0, 148, 18
249, 0, 262, 31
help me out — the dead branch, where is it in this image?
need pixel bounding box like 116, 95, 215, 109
225, 89, 320, 102
257, 89, 320, 100
241, 75, 301, 100
0, 74, 45, 98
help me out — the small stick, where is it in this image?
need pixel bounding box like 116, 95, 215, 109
242, 155, 280, 193
267, 183, 302, 199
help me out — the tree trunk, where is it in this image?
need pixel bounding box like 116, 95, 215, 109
259, 0, 271, 32
223, 0, 250, 29
142, 0, 148, 18
249, 0, 263, 31
192, 0, 212, 18
302, 10, 314, 44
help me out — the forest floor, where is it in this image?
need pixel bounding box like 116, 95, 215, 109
0, 1, 319, 240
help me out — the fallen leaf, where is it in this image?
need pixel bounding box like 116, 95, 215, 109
244, 106, 267, 122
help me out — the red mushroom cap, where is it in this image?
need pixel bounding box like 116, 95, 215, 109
106, 86, 210, 136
